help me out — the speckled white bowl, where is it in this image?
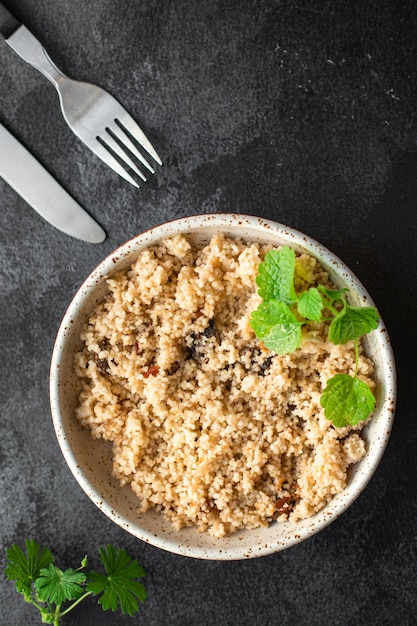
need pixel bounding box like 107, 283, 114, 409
50, 214, 396, 560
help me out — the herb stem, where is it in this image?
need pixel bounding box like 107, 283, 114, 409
354, 339, 359, 377
28, 596, 46, 613
322, 297, 342, 317
59, 591, 93, 617
54, 604, 61, 626
317, 287, 343, 316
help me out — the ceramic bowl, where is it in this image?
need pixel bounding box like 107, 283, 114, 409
49, 214, 396, 560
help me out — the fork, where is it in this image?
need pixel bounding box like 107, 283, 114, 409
0, 3, 162, 187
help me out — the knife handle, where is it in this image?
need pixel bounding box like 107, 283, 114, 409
0, 2, 20, 38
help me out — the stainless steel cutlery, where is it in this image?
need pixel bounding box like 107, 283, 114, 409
0, 2, 162, 187
0, 122, 106, 242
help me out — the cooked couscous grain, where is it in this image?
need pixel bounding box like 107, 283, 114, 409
74, 234, 375, 537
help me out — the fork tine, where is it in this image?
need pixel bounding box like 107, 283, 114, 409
108, 123, 155, 175
93, 139, 140, 187
101, 131, 148, 181
116, 116, 163, 166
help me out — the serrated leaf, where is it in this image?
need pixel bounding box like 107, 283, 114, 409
329, 304, 379, 344
35, 564, 86, 604
318, 285, 349, 303
5, 540, 54, 600
320, 373, 376, 427
256, 247, 297, 304
86, 545, 146, 617
297, 287, 323, 321
250, 300, 302, 354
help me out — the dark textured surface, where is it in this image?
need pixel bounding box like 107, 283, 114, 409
0, 1, 416, 624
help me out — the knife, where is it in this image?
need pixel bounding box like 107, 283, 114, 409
0, 123, 106, 243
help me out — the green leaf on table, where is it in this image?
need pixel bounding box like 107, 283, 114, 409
256, 247, 297, 304
35, 564, 86, 604
320, 373, 376, 427
329, 304, 379, 344
250, 300, 302, 354
87, 545, 147, 616
297, 287, 323, 321
5, 539, 54, 600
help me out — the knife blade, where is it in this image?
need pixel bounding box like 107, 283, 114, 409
0, 123, 106, 243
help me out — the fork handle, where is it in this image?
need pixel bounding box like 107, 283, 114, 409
0, 3, 65, 87
5, 26, 66, 85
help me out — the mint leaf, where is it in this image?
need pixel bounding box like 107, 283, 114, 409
250, 300, 302, 354
87, 545, 147, 616
35, 564, 86, 605
256, 247, 297, 304
317, 285, 349, 303
297, 287, 323, 321
329, 304, 379, 344
5, 540, 53, 600
320, 373, 376, 427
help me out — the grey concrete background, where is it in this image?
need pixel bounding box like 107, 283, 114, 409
1, 0, 416, 624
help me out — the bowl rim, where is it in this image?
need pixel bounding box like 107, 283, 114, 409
50, 213, 397, 559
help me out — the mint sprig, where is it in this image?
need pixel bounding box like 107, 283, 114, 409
5, 540, 146, 625
249, 246, 378, 428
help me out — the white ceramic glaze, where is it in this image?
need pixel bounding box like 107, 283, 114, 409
50, 214, 396, 560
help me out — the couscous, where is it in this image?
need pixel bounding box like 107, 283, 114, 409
74, 234, 375, 538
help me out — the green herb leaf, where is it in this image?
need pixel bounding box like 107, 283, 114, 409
35, 564, 86, 605
5, 541, 147, 624
250, 300, 302, 354
320, 374, 376, 427
5, 539, 53, 600
317, 285, 349, 303
297, 287, 323, 321
329, 304, 379, 344
87, 545, 147, 616
256, 247, 297, 304
251, 247, 379, 429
